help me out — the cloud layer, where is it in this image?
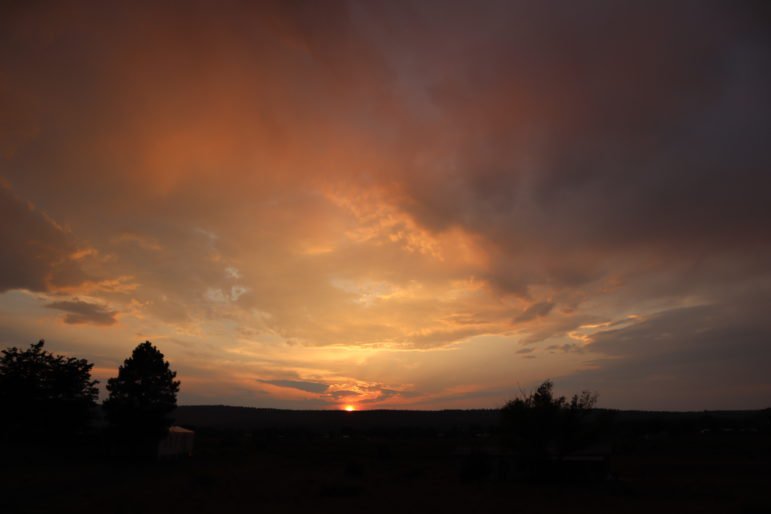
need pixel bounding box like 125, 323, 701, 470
1, 0, 769, 409
46, 299, 118, 326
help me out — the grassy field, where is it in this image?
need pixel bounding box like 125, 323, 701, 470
2, 409, 770, 514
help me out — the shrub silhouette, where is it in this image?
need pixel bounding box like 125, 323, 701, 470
0, 340, 98, 444
103, 341, 180, 450
500, 380, 597, 463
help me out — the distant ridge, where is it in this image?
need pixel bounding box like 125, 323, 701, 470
172, 405, 770, 433
173, 405, 501, 431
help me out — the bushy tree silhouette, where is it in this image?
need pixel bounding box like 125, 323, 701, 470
0, 340, 98, 444
103, 341, 180, 447
501, 380, 597, 462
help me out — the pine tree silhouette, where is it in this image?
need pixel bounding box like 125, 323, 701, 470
103, 341, 180, 447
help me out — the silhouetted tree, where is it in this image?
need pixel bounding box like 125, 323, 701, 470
0, 340, 98, 444
103, 341, 180, 449
501, 380, 597, 463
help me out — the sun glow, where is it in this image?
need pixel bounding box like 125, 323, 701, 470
343, 405, 356, 412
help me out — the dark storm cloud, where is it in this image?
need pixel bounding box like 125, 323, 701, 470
386, 0, 771, 293
0, 181, 85, 292
328, 390, 361, 400
546, 343, 584, 354
45, 299, 118, 326
515, 301, 555, 323
561, 292, 771, 409
358, 387, 416, 404
257, 379, 329, 394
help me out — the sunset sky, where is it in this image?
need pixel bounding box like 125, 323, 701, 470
1, 1, 769, 410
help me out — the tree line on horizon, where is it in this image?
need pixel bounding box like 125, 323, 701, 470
1, 338, 607, 470
0, 340, 179, 454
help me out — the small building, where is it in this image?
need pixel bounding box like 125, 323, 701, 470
157, 425, 194, 458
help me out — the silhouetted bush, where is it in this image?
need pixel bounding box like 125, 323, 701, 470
103, 341, 179, 454
0, 340, 98, 446
500, 380, 598, 462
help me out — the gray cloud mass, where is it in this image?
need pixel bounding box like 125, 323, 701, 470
257, 379, 330, 394
45, 299, 118, 325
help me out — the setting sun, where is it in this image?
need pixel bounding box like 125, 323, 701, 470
343, 405, 356, 412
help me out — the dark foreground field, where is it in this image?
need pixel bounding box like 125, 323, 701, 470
2, 407, 770, 514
